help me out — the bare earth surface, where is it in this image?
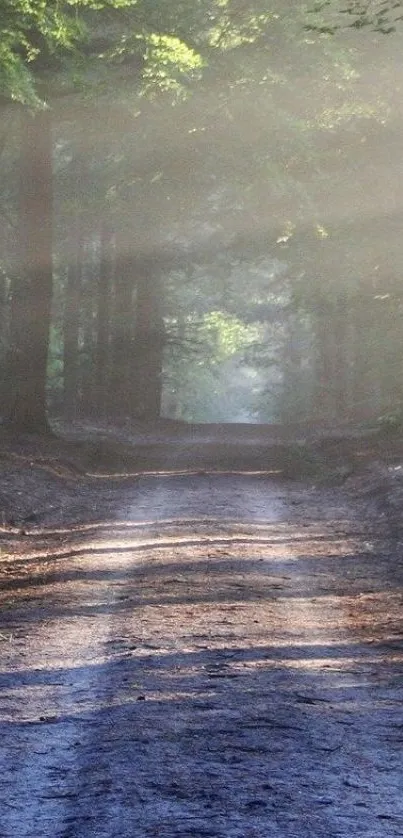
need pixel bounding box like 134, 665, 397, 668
0, 426, 403, 837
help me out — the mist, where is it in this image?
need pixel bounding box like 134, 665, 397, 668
1, 3, 403, 430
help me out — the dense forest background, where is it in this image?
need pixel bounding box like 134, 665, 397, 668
1, 0, 403, 431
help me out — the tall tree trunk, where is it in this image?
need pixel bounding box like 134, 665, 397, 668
5, 108, 53, 434
109, 246, 134, 419
280, 312, 303, 424
0, 269, 8, 408
131, 259, 164, 420
94, 222, 113, 417
63, 221, 83, 421
351, 290, 372, 421
78, 238, 98, 417
312, 298, 334, 423
332, 295, 349, 422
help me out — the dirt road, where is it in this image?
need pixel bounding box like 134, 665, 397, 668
1, 471, 403, 837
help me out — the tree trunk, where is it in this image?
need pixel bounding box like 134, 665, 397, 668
332, 295, 349, 422
131, 260, 164, 420
78, 238, 98, 417
5, 108, 53, 434
109, 246, 135, 419
94, 223, 113, 417
0, 268, 8, 409
63, 221, 83, 421
351, 291, 372, 421
312, 298, 334, 423
280, 312, 304, 423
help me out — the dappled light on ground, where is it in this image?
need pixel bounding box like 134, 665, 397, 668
1, 475, 403, 836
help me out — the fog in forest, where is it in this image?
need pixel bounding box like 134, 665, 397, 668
1, 2, 403, 430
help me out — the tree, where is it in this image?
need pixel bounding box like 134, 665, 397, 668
2, 0, 402, 429
0, 0, 101, 431
0, 0, 219, 430
5, 107, 53, 432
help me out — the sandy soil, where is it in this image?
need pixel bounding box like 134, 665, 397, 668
0, 427, 403, 837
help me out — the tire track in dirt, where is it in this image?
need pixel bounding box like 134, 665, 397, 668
0, 473, 403, 837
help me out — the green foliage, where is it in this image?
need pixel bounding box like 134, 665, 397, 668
163, 301, 267, 422
3, 0, 403, 426
0, 0, 84, 104
142, 33, 204, 96
0, 0, 155, 105
201, 311, 257, 363
0, 0, 277, 105
305, 0, 403, 33
106, 30, 205, 98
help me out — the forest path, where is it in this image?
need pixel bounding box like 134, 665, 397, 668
0, 470, 403, 837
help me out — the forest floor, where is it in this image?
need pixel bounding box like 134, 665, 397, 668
0, 421, 403, 837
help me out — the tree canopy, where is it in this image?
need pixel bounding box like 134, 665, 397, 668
1, 0, 403, 429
